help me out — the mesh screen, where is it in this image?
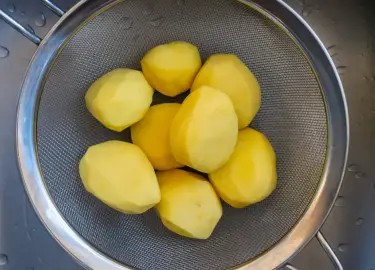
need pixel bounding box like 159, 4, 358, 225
36, 0, 327, 269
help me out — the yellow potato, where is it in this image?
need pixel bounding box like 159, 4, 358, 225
79, 141, 160, 214
156, 169, 222, 239
85, 68, 153, 132
141, 41, 202, 97
170, 86, 238, 173
209, 128, 277, 208
131, 103, 183, 171
191, 54, 261, 129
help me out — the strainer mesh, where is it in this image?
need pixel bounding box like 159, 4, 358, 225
36, 0, 327, 269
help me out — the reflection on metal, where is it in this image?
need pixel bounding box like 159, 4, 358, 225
41, 0, 65, 17
285, 263, 299, 270
0, 9, 41, 45
284, 231, 344, 270
317, 231, 344, 270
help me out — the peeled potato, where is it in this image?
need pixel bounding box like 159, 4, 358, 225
85, 68, 153, 132
156, 169, 222, 239
79, 141, 160, 214
131, 103, 182, 171
191, 54, 261, 129
170, 86, 238, 173
209, 128, 277, 208
141, 41, 202, 97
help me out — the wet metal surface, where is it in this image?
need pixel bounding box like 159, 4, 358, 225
0, 0, 374, 269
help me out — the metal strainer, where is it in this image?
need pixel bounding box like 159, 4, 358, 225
1, 0, 348, 269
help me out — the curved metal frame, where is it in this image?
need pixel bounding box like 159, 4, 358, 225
14, 0, 348, 269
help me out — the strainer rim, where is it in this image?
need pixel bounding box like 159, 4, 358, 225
16, 0, 349, 270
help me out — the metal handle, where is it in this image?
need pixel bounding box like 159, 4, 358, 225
316, 231, 343, 270
285, 264, 299, 270
41, 0, 65, 16
0, 0, 65, 45
285, 230, 343, 270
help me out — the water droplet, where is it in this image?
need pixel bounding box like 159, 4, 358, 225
149, 16, 163, 27
356, 218, 364, 225
143, 3, 153, 15
21, 11, 26, 16
302, 6, 312, 17
26, 24, 35, 34
363, 76, 368, 81
336, 66, 347, 74
355, 172, 365, 179
335, 196, 345, 206
7, 4, 16, 13
371, 77, 375, 81
0, 254, 8, 265
177, 0, 185, 6
330, 53, 338, 58
120, 17, 133, 29
27, 231, 32, 241
348, 164, 358, 172
360, 52, 365, 57
338, 243, 349, 252
0, 46, 9, 58
35, 12, 46, 27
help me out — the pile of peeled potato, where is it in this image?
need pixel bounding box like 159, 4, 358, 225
79, 41, 277, 240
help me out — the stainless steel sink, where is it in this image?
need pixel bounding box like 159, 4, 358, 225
0, 0, 374, 269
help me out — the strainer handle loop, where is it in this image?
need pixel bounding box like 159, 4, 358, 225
284, 264, 299, 270
285, 230, 343, 270
316, 231, 343, 270
41, 0, 65, 17
0, 0, 65, 45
